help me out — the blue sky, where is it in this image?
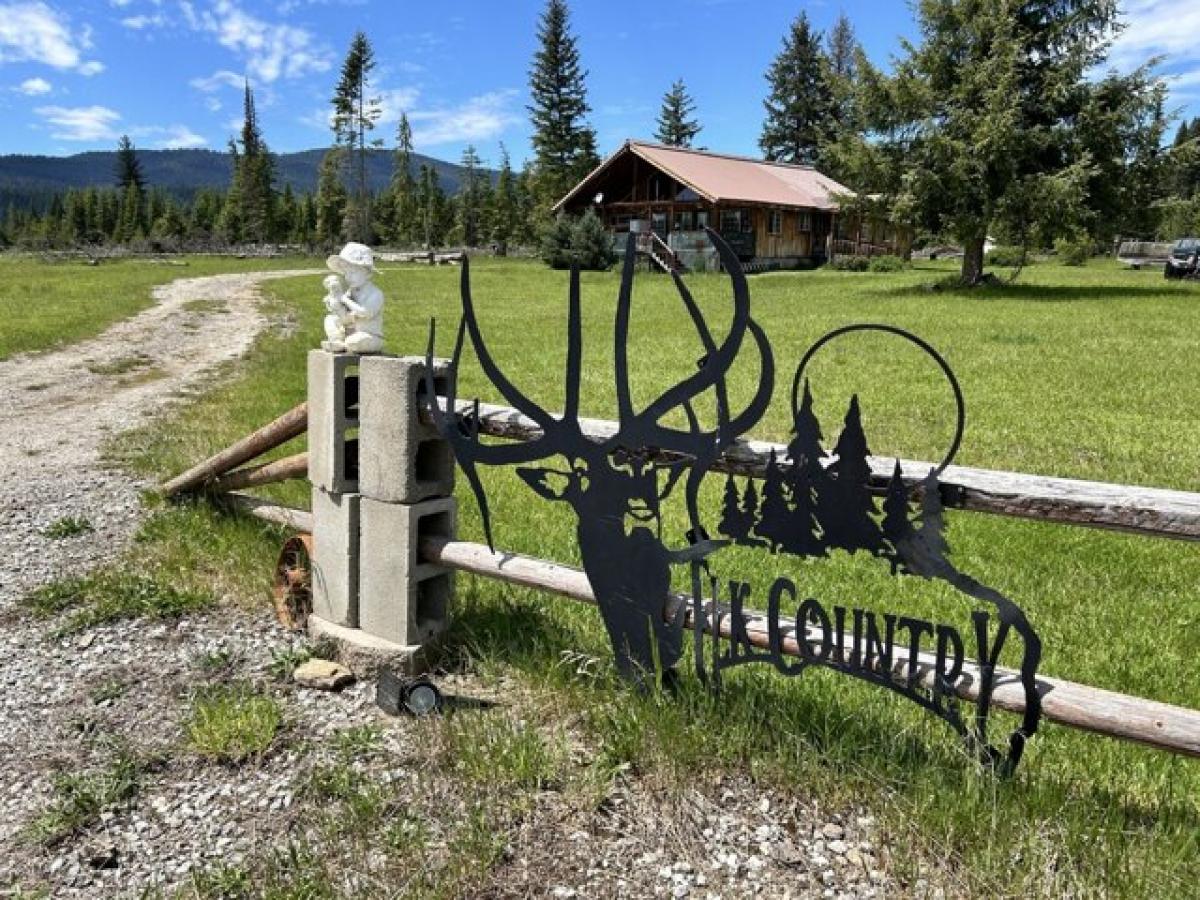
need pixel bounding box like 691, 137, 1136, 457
0, 0, 1194, 167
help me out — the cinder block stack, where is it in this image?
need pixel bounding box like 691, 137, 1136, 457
306, 350, 456, 674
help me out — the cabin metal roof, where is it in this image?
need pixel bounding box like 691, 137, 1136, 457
553, 140, 854, 213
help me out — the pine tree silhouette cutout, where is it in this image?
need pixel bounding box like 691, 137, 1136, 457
755, 449, 791, 552
818, 394, 884, 555
739, 477, 767, 547
718, 473, 749, 543
781, 378, 827, 556
880, 459, 917, 573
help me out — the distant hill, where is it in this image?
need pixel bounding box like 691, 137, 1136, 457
0, 147, 493, 211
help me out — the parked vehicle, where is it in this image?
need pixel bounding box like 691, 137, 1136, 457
1164, 238, 1199, 279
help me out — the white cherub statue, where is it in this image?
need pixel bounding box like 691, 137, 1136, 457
322, 242, 384, 354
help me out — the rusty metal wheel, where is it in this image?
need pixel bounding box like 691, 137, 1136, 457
273, 534, 314, 631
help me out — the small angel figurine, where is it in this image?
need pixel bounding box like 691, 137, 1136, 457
321, 242, 384, 354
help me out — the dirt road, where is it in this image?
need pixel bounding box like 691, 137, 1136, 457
0, 269, 318, 599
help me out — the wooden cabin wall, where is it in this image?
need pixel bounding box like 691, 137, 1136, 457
752, 208, 813, 259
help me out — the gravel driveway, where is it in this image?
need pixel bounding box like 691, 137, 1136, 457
0, 268, 909, 898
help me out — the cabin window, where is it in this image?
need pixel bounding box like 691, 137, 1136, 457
674, 210, 695, 231
797, 211, 812, 232
651, 212, 668, 235
720, 209, 748, 233
768, 210, 783, 235
697, 210, 710, 228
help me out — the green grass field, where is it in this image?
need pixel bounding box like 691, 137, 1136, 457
0, 253, 318, 359
101, 256, 1200, 896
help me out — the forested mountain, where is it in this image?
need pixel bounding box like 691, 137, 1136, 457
0, 147, 493, 212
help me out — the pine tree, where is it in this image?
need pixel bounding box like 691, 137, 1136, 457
854, 0, 1124, 284
739, 480, 763, 547
783, 379, 827, 556
754, 449, 791, 552
880, 461, 916, 573
332, 31, 381, 243
819, 395, 883, 555
115, 180, 144, 244
387, 113, 419, 245
457, 145, 486, 247
655, 79, 701, 148
759, 11, 835, 166
824, 12, 860, 173
1173, 120, 1190, 148
315, 148, 348, 248
718, 474, 749, 542
528, 0, 599, 212
227, 82, 276, 244
490, 144, 519, 253
416, 163, 449, 248
114, 135, 145, 195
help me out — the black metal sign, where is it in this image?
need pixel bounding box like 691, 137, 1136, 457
423, 230, 1042, 773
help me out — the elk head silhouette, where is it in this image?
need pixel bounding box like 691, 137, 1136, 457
424, 230, 774, 686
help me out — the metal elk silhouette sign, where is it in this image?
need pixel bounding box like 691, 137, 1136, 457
424, 230, 1044, 774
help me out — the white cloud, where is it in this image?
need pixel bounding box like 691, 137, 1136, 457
121, 14, 167, 30
142, 124, 207, 148
34, 103, 121, 140
190, 68, 243, 92
77, 60, 104, 76
0, 2, 105, 75
109, 0, 136, 7
204, 96, 222, 112
186, 0, 331, 83
299, 87, 521, 147
408, 90, 522, 147
17, 76, 51, 94
1111, 0, 1200, 102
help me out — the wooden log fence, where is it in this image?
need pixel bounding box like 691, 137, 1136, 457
160, 401, 308, 498
206, 452, 308, 494
430, 399, 1200, 542
219, 487, 1200, 761
174, 395, 1200, 759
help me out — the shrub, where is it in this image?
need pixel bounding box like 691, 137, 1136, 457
830, 255, 869, 271
570, 209, 618, 270
986, 245, 1028, 267
539, 210, 616, 271
1054, 234, 1092, 266
538, 216, 574, 269
868, 254, 906, 272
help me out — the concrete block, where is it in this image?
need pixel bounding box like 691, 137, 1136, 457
358, 496, 456, 646
308, 349, 360, 494
307, 615, 433, 679
359, 355, 455, 503
311, 487, 360, 627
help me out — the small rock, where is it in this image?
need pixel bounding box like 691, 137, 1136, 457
76, 633, 96, 650
294, 658, 354, 690
821, 823, 845, 840
828, 840, 849, 855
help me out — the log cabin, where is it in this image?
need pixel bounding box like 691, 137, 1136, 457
553, 139, 898, 272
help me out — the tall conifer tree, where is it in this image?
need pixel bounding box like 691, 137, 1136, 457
759, 11, 835, 166
333, 31, 381, 242
527, 0, 599, 211
655, 79, 701, 147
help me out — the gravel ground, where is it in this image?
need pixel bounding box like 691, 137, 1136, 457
0, 270, 920, 898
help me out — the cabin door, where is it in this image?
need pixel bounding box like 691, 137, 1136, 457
813, 212, 830, 258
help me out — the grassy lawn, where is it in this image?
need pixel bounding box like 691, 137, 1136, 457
105, 255, 1199, 897
0, 253, 319, 359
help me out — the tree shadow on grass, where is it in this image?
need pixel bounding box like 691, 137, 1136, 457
882, 280, 1196, 303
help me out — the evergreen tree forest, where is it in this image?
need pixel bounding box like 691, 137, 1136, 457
4, 1, 1200, 258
